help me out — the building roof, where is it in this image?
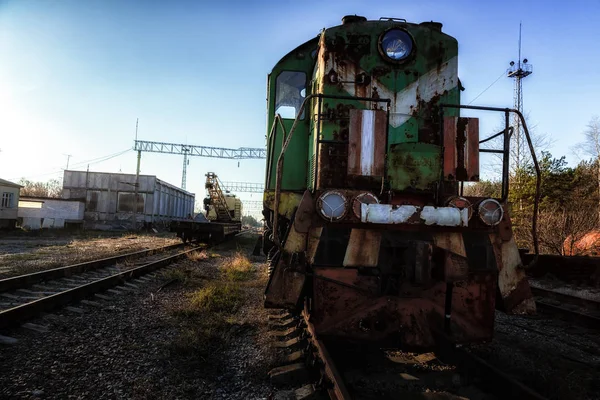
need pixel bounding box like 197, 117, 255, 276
21, 196, 84, 202
0, 178, 22, 188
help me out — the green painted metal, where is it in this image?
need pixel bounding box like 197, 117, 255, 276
265, 38, 318, 191
265, 18, 461, 200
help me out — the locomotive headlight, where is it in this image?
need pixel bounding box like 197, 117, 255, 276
478, 199, 504, 226
317, 191, 348, 221
380, 29, 413, 61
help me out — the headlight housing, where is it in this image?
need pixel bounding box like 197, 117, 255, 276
352, 192, 379, 219
317, 191, 348, 221
379, 29, 413, 62
478, 199, 504, 226
447, 196, 473, 220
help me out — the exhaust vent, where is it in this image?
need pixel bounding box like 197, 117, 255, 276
342, 15, 367, 24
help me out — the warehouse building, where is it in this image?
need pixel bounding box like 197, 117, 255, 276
62, 170, 194, 230
18, 197, 85, 230
0, 178, 22, 229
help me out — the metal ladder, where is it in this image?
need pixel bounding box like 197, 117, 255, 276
205, 172, 232, 221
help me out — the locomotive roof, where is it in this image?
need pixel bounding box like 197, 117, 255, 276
270, 16, 453, 73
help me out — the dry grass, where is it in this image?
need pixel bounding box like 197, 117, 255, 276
161, 268, 190, 284
220, 252, 254, 281
0, 233, 179, 278
186, 251, 208, 262
188, 283, 243, 314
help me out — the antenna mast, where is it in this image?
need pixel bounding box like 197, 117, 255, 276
507, 22, 533, 172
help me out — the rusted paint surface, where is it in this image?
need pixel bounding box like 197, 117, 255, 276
294, 190, 315, 233
263, 191, 303, 220
347, 109, 387, 177
265, 191, 316, 309
439, 250, 470, 281
466, 118, 479, 181
490, 233, 535, 314
306, 227, 323, 264
443, 117, 457, 180
432, 232, 467, 257
311, 267, 496, 348
343, 229, 381, 267
443, 117, 480, 181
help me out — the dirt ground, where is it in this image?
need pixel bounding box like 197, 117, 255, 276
0, 230, 179, 278
0, 233, 278, 399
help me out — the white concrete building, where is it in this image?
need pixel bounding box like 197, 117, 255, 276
18, 197, 85, 230
0, 178, 22, 229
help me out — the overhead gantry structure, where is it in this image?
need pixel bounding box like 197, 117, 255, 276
133, 140, 266, 190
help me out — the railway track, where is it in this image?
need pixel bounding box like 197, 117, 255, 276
531, 285, 600, 329
269, 311, 548, 400
0, 243, 199, 330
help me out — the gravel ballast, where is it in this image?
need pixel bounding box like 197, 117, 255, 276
0, 235, 277, 399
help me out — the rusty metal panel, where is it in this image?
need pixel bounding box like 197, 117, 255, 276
311, 268, 496, 347
343, 229, 381, 267
490, 233, 536, 314
348, 109, 387, 176
443, 117, 457, 180
443, 117, 479, 181
466, 118, 479, 181
442, 251, 470, 281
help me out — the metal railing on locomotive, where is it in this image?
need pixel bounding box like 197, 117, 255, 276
267, 97, 541, 260
440, 104, 541, 258
267, 93, 391, 248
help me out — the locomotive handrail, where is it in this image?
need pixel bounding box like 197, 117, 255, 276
440, 104, 541, 258
265, 114, 288, 189
271, 93, 391, 248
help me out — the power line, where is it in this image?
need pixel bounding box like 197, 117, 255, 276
10, 148, 132, 181
467, 71, 506, 105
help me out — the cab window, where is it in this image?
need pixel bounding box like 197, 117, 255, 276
275, 71, 306, 119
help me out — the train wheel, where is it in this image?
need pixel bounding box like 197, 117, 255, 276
267, 248, 279, 278
262, 228, 274, 256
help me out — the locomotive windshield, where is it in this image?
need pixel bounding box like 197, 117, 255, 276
275, 71, 306, 119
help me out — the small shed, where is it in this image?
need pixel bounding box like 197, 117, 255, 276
18, 197, 85, 230
0, 178, 22, 229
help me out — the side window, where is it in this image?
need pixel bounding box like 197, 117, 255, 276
275, 71, 306, 120
1, 192, 13, 208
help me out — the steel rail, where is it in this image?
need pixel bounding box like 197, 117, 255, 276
535, 301, 600, 329
0, 243, 184, 293
451, 347, 548, 400
531, 286, 600, 311
0, 247, 199, 329
302, 310, 352, 400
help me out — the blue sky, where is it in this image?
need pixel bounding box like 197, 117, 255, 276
1, 0, 599, 214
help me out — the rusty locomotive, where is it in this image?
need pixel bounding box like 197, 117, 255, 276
262, 15, 539, 348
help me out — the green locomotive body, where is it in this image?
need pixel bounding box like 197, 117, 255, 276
263, 16, 536, 348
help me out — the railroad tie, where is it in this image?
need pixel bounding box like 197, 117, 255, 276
269, 364, 310, 387
0, 334, 18, 345
65, 306, 85, 314
81, 300, 103, 308
21, 323, 49, 333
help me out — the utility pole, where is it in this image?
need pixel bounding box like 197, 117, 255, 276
133, 118, 141, 230
64, 154, 72, 170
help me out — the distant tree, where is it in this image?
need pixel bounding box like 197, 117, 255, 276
18, 178, 62, 198
241, 215, 261, 227
463, 180, 502, 198
573, 116, 600, 223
